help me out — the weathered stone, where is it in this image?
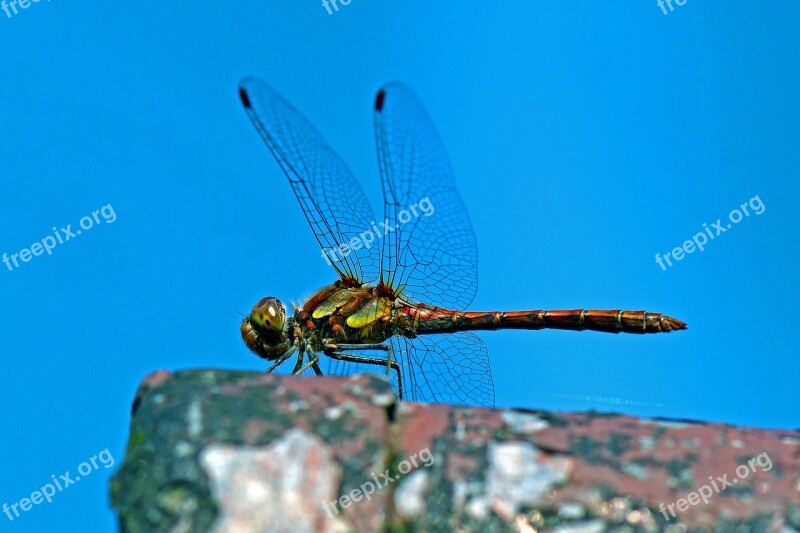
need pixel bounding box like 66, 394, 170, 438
111, 370, 800, 532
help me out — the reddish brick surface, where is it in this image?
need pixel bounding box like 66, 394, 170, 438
112, 371, 800, 532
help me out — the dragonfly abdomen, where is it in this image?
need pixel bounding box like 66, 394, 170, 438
403, 307, 686, 335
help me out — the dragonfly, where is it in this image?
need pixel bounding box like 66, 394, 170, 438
238, 78, 686, 407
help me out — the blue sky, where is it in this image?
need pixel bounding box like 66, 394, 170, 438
1, 1, 798, 530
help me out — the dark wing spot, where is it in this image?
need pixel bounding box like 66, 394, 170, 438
239, 87, 252, 109
375, 89, 386, 111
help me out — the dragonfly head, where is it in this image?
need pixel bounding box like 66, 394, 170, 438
249, 296, 287, 334
241, 296, 290, 360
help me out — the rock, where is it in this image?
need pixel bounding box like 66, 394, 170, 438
111, 370, 800, 532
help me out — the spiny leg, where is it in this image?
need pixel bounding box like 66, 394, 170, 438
265, 346, 298, 374
325, 351, 403, 400
324, 342, 404, 400
294, 349, 321, 375
327, 343, 396, 376
290, 348, 306, 374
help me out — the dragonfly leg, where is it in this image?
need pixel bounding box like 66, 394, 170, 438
290, 349, 306, 374
294, 350, 321, 375
265, 346, 298, 374
323, 343, 404, 400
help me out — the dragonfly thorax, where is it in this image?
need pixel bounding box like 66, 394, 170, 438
292, 282, 404, 346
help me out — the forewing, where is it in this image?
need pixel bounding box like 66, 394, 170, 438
240, 78, 380, 284
373, 83, 478, 309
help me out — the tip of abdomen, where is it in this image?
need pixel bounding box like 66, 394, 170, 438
661, 315, 687, 331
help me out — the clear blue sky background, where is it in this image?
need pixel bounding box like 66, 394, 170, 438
1, 1, 798, 531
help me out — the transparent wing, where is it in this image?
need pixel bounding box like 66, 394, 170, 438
373, 83, 479, 309
394, 332, 494, 406
240, 78, 380, 285
323, 331, 494, 407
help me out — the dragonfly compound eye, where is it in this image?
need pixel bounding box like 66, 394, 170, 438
249, 296, 286, 334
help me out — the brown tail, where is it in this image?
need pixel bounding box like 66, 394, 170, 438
408, 308, 687, 335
